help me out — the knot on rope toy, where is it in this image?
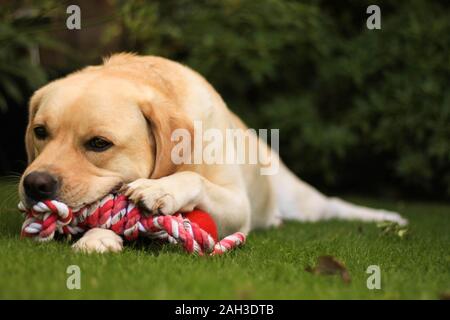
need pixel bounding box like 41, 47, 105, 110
18, 194, 245, 255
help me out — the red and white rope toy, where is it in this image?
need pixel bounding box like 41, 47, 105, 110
18, 194, 245, 255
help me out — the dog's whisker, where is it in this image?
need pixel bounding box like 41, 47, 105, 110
0, 188, 20, 211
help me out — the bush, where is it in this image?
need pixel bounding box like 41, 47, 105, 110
0, 0, 64, 112
332, 0, 450, 196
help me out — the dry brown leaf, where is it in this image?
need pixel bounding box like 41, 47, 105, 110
305, 255, 351, 284
439, 292, 450, 300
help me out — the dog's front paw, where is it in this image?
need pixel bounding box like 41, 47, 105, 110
72, 228, 123, 253
123, 178, 179, 215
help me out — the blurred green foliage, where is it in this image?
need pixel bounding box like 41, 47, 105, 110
0, 0, 64, 112
1, 0, 449, 198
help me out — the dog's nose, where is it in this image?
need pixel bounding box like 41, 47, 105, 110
23, 171, 58, 202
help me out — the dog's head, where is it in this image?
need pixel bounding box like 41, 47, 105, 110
19, 54, 192, 209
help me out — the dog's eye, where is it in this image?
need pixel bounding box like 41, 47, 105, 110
33, 126, 48, 140
86, 137, 113, 152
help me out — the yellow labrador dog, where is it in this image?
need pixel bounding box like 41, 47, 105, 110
19, 53, 406, 253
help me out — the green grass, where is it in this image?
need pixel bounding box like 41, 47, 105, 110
0, 181, 449, 299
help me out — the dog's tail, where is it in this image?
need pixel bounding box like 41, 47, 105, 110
272, 159, 408, 225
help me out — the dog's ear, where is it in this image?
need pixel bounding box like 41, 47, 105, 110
25, 89, 44, 163
139, 101, 194, 179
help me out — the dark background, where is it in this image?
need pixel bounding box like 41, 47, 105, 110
0, 0, 449, 200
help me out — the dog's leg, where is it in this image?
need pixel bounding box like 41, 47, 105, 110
72, 228, 123, 253
123, 171, 251, 237
322, 197, 407, 225
272, 158, 408, 225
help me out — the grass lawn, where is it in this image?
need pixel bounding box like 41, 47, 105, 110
0, 180, 449, 299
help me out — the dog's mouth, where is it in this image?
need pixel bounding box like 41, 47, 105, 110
20, 180, 126, 212
69, 182, 125, 212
